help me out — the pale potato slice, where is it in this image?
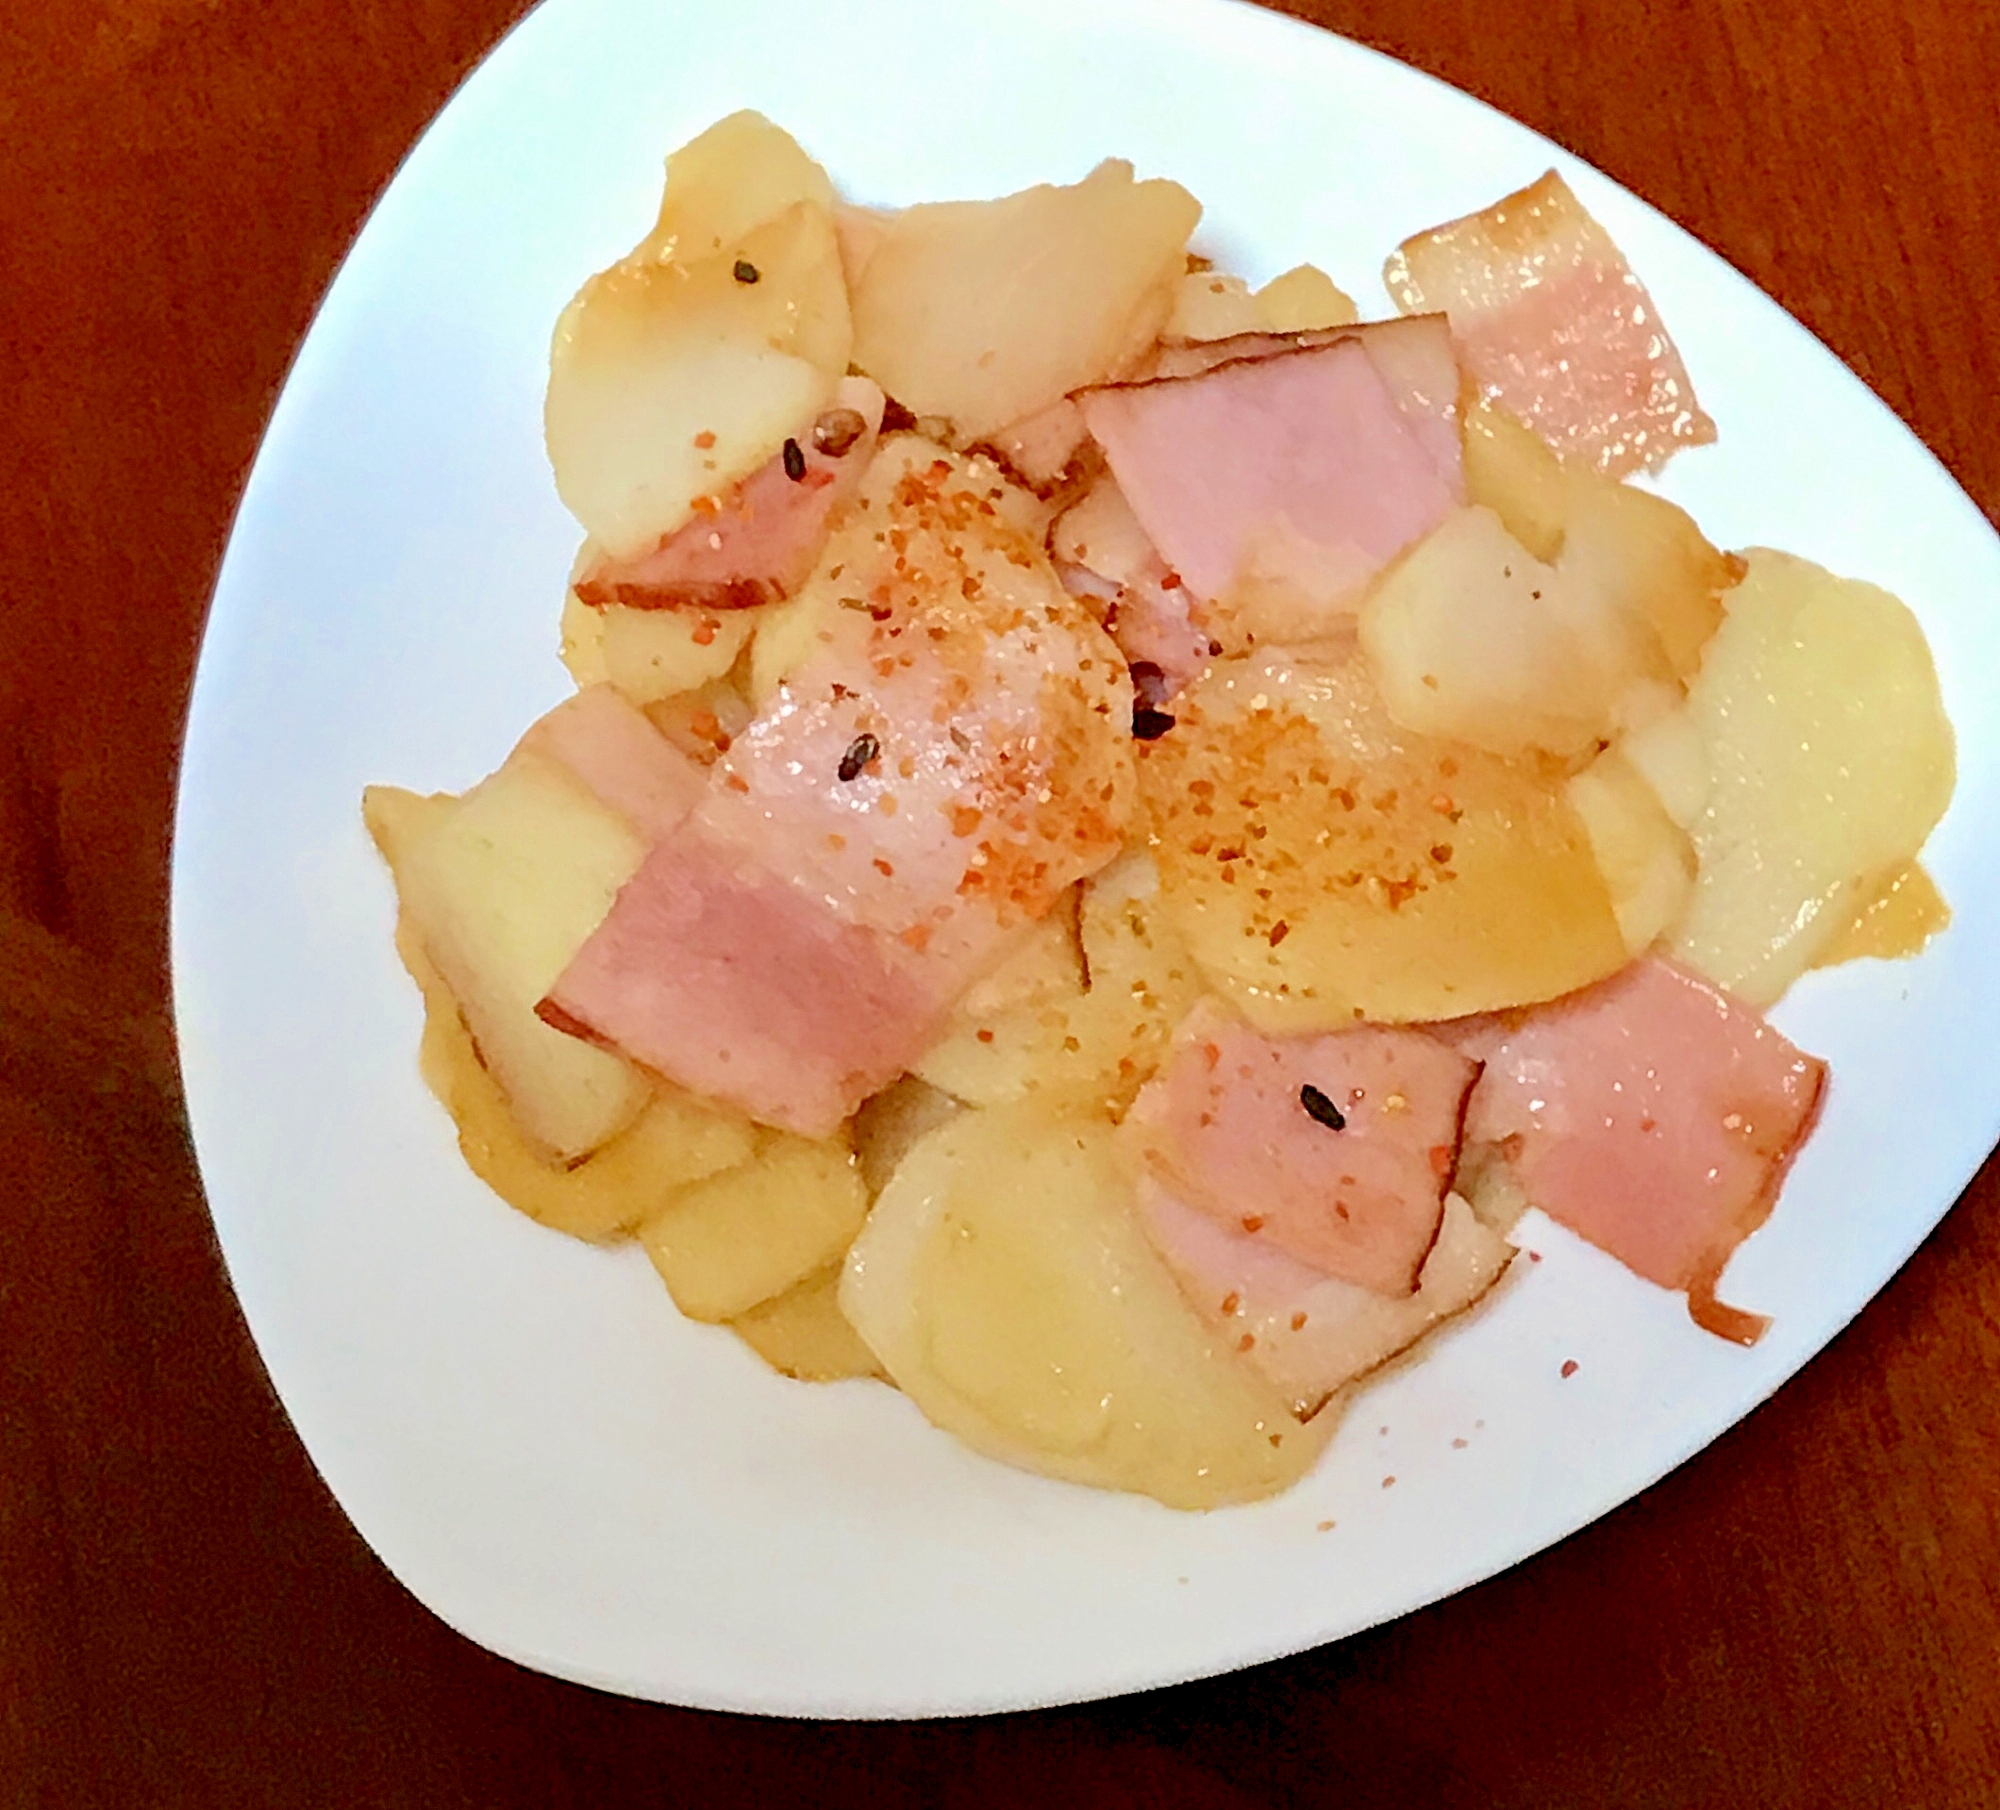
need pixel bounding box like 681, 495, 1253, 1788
415, 964, 756, 1241
833, 202, 892, 291
640, 678, 751, 767
641, 1133, 869, 1322
370, 785, 752, 1236
912, 855, 1204, 1115
561, 584, 753, 703
1621, 705, 1710, 831
1359, 505, 1635, 759
1460, 399, 1737, 679
547, 202, 851, 560
634, 110, 836, 264
1462, 398, 1568, 563
1668, 550, 1955, 1004
1566, 748, 1695, 955
745, 584, 832, 706
558, 583, 611, 687
840, 1105, 1332, 1509
850, 160, 1200, 439
364, 761, 650, 1161
596, 599, 753, 704
954, 906, 1085, 1019
1165, 264, 1358, 341
1560, 468, 1738, 681
1139, 651, 1626, 1028
362, 782, 456, 876
1165, 269, 1263, 341
730, 1269, 887, 1383
1250, 264, 1359, 333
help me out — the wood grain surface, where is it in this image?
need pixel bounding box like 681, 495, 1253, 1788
3, 0, 1996, 1803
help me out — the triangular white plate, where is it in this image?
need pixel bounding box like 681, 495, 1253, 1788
172, 0, 2000, 1717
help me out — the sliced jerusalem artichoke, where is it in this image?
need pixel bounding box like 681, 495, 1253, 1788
1359, 504, 1641, 759
633, 109, 837, 264
1164, 263, 1358, 341
1565, 747, 1696, 956
363, 757, 652, 1163
1462, 398, 1739, 679
366, 785, 755, 1239
1138, 650, 1627, 1029
849, 159, 1200, 439
547, 197, 851, 561
641, 1132, 869, 1322
912, 855, 1204, 1117
729, 1269, 887, 1383
1666, 549, 1955, 1005
1812, 863, 1950, 970
559, 586, 755, 704
841, 1104, 1332, 1509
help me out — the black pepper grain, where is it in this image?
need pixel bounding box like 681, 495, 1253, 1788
733, 258, 760, 284
837, 734, 879, 782
782, 437, 807, 482
1300, 1084, 1347, 1131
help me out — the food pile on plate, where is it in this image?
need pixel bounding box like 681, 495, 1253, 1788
365, 113, 1953, 1508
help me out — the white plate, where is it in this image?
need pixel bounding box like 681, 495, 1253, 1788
171, 0, 2000, 1717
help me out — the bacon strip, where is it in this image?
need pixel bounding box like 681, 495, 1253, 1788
1123, 1001, 1480, 1297
1442, 957, 1825, 1342
1384, 171, 1715, 478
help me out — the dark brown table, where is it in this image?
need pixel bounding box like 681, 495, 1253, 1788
4, 1, 1997, 1802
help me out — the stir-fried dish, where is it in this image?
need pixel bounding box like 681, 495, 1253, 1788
364, 114, 1955, 1509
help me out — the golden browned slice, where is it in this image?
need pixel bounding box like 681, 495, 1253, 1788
640, 1134, 869, 1323
1137, 650, 1628, 1028
730, 1270, 887, 1384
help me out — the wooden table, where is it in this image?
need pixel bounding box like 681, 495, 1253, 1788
4, 0, 1996, 1801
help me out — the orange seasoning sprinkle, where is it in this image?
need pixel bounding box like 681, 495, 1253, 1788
1238, 1334, 1256, 1352
690, 494, 721, 517
1241, 1215, 1265, 1234
1220, 1291, 1242, 1316
692, 430, 716, 449
691, 619, 718, 647
1561, 1359, 1579, 1379
872, 858, 896, 878
1290, 1312, 1308, 1332
975, 1029, 995, 1044
899, 923, 931, 951
1268, 920, 1289, 946
950, 805, 983, 838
